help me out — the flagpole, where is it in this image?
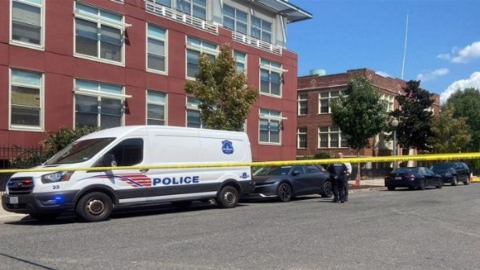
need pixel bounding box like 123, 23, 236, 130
401, 13, 409, 80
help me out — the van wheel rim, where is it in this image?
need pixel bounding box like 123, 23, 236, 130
86, 199, 105, 216
224, 192, 235, 204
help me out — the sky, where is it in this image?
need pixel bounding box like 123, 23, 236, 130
287, 0, 480, 103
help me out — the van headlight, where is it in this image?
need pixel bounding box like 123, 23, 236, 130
41, 171, 73, 183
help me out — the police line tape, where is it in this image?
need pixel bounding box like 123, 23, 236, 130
0, 152, 480, 174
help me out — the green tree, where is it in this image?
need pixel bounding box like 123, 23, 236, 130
429, 104, 471, 153
185, 43, 259, 131
331, 75, 388, 180
446, 87, 480, 151
390, 80, 434, 151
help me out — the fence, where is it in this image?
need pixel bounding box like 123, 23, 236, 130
0, 145, 44, 191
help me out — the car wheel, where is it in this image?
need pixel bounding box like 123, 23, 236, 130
76, 192, 113, 222
277, 183, 292, 202
436, 179, 443, 189
451, 176, 458, 186
464, 175, 470, 185
419, 179, 426, 190
320, 181, 333, 198
171, 200, 192, 208
217, 186, 239, 208
29, 213, 60, 221
387, 186, 395, 191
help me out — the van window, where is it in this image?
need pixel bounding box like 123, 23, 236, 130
46, 138, 115, 165
107, 139, 144, 166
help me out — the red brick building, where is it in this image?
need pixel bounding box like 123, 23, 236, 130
0, 0, 312, 161
296, 68, 440, 159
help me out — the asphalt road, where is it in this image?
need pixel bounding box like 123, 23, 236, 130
1, 184, 480, 270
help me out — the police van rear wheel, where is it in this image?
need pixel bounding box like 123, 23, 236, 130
217, 186, 239, 208
76, 192, 113, 222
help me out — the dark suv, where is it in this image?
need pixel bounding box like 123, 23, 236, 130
431, 162, 471, 186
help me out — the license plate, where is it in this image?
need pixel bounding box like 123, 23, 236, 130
395, 177, 402, 180
9, 197, 18, 204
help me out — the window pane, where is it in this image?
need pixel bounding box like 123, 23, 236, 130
260, 70, 269, 93
270, 131, 280, 143
148, 119, 165, 125
192, 5, 206, 20
101, 99, 122, 116
251, 28, 260, 39
224, 5, 234, 17
147, 104, 165, 121
271, 72, 281, 95
154, 0, 171, 7
148, 54, 165, 71
148, 38, 165, 55
320, 100, 329, 113
148, 91, 166, 103
76, 95, 98, 113
100, 26, 122, 62
148, 25, 166, 39
237, 22, 247, 34
76, 19, 98, 57
12, 23, 40, 45
12, 70, 41, 85
100, 84, 122, 94
101, 114, 121, 128
320, 134, 328, 148
187, 110, 201, 128
11, 86, 39, 107
187, 50, 199, 77
177, 0, 191, 14
107, 139, 144, 166
12, 2, 40, 26
11, 106, 40, 126
224, 18, 234, 30
237, 10, 247, 22
260, 130, 269, 142
262, 32, 271, 43
76, 80, 98, 91
76, 112, 97, 127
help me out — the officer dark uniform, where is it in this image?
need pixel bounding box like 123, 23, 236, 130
327, 162, 348, 203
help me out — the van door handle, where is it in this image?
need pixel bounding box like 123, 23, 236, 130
140, 169, 149, 173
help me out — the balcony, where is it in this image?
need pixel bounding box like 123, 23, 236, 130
145, 0, 218, 35
232, 32, 283, 55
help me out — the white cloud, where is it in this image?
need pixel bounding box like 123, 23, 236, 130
375, 71, 391, 78
416, 68, 449, 81
437, 41, 480, 63
440, 71, 480, 103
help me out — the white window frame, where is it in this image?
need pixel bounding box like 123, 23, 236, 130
73, 2, 131, 66
10, 0, 45, 50
318, 90, 343, 114
380, 93, 394, 112
259, 108, 285, 145
176, 0, 207, 20
185, 36, 218, 79
9, 68, 44, 132
298, 93, 308, 115
73, 79, 131, 128
186, 96, 203, 128
297, 127, 307, 149
234, 50, 247, 75
259, 59, 286, 98
146, 23, 168, 75
146, 90, 167, 125
318, 126, 348, 149
223, 4, 248, 35
251, 15, 273, 43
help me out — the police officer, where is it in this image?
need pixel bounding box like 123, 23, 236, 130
339, 153, 351, 202
327, 154, 348, 203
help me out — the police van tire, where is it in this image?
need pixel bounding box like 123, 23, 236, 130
76, 192, 113, 222
217, 186, 239, 208
29, 213, 60, 221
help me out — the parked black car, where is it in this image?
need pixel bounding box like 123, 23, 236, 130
385, 167, 443, 191
251, 165, 332, 202
431, 162, 471, 186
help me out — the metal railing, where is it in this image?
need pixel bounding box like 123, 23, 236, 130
232, 32, 283, 55
145, 0, 218, 35
0, 146, 44, 191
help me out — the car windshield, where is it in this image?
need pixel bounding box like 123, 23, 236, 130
254, 166, 292, 176
392, 167, 420, 174
431, 163, 454, 170
45, 138, 115, 165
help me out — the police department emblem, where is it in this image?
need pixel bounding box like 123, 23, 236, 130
222, 140, 234, 154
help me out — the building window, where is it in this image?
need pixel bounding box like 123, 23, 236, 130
147, 24, 167, 73
251, 16, 272, 43
10, 69, 43, 130
177, 0, 206, 20
186, 97, 203, 128
147, 90, 166, 125
234, 51, 246, 74
318, 126, 348, 148
297, 127, 307, 149
152, 0, 171, 7
380, 93, 394, 112
74, 79, 130, 128
186, 37, 217, 78
318, 90, 342, 114
74, 3, 128, 63
298, 94, 308, 115
223, 5, 247, 34
11, 0, 43, 48
260, 59, 283, 97
259, 109, 282, 144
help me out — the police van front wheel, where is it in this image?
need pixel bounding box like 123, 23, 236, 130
76, 192, 113, 222
217, 186, 239, 208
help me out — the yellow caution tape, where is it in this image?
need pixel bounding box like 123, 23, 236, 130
0, 152, 480, 174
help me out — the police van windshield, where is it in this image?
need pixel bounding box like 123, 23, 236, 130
45, 138, 115, 165
254, 166, 292, 176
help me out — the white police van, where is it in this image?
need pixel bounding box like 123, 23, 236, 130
1, 126, 253, 222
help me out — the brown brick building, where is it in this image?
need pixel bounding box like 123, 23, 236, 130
296, 68, 440, 159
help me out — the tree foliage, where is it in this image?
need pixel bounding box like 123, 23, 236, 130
185, 43, 259, 131
389, 80, 434, 151
331, 75, 388, 156
429, 104, 471, 153
446, 87, 480, 151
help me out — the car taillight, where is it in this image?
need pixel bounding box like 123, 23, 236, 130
405, 174, 415, 178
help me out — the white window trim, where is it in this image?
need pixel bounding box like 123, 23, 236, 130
9, 68, 45, 132
146, 24, 169, 75
298, 94, 308, 115
251, 14, 274, 44
185, 36, 219, 80
9, 0, 45, 51
73, 79, 128, 128
176, 0, 208, 20
223, 4, 248, 35
318, 90, 343, 114
318, 126, 348, 149
146, 90, 168, 125
234, 50, 247, 75
259, 58, 286, 98
185, 97, 203, 128
73, 3, 129, 66
258, 109, 285, 145
297, 127, 307, 149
